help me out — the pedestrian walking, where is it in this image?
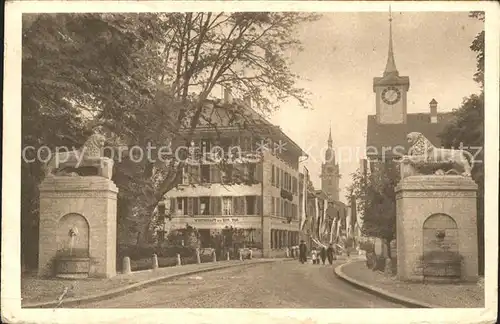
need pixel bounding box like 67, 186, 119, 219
327, 243, 335, 265
299, 240, 307, 264
311, 247, 318, 264
320, 246, 327, 265
290, 245, 295, 258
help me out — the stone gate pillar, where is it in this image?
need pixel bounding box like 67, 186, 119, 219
38, 158, 118, 278
395, 175, 478, 282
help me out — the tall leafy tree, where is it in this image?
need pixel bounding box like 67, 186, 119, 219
347, 162, 399, 258
439, 11, 485, 274
22, 13, 170, 266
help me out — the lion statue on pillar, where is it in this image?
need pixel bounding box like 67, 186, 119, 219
44, 133, 111, 178
398, 132, 474, 178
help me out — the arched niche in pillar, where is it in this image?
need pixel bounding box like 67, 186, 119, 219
423, 213, 459, 254
422, 213, 460, 279
56, 213, 90, 258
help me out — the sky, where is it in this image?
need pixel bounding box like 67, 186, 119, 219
268, 11, 483, 203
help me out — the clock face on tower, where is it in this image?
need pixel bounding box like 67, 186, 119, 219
381, 86, 401, 105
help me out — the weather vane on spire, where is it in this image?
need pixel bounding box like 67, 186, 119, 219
384, 4, 398, 76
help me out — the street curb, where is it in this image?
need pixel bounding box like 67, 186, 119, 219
334, 261, 440, 308
24, 259, 285, 308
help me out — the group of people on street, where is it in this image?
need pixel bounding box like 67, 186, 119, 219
298, 240, 336, 265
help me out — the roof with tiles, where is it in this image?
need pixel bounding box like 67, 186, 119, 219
366, 111, 455, 158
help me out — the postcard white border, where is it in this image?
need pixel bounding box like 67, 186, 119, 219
2, 1, 499, 323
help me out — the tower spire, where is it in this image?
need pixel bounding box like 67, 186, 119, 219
328, 122, 332, 147
384, 6, 399, 77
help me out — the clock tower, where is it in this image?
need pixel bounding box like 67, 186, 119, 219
373, 10, 410, 124
320, 126, 341, 202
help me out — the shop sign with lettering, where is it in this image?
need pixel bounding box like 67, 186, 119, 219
193, 218, 240, 223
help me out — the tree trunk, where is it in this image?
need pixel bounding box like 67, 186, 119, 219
386, 239, 392, 259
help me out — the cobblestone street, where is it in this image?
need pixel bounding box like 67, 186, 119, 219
76, 260, 403, 308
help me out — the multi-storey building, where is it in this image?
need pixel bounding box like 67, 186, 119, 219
161, 94, 306, 257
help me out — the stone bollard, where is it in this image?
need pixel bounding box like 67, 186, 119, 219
285, 247, 290, 258
226, 251, 230, 261
239, 249, 243, 261
152, 253, 159, 270
196, 248, 201, 264
249, 249, 253, 260
122, 256, 131, 274
212, 250, 217, 262
384, 258, 392, 278
176, 253, 182, 266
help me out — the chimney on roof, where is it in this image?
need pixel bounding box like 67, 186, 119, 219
429, 99, 438, 123
223, 87, 233, 104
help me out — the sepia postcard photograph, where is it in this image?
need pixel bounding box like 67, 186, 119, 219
2, 1, 499, 323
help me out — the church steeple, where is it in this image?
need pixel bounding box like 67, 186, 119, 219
321, 121, 340, 202
327, 122, 333, 148
373, 6, 410, 125
324, 122, 335, 164
384, 6, 399, 77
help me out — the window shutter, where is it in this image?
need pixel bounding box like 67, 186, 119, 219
193, 197, 199, 216
242, 163, 249, 178
210, 197, 217, 215
187, 197, 194, 216
218, 197, 222, 215
210, 165, 221, 183
241, 197, 246, 215
280, 169, 284, 188
213, 197, 221, 215
240, 196, 246, 215
276, 168, 280, 187
255, 196, 261, 215
191, 165, 200, 184
232, 197, 238, 215
229, 197, 235, 215
235, 196, 244, 215
271, 165, 275, 186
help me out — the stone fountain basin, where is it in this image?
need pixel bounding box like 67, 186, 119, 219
423, 259, 461, 283
56, 257, 90, 279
